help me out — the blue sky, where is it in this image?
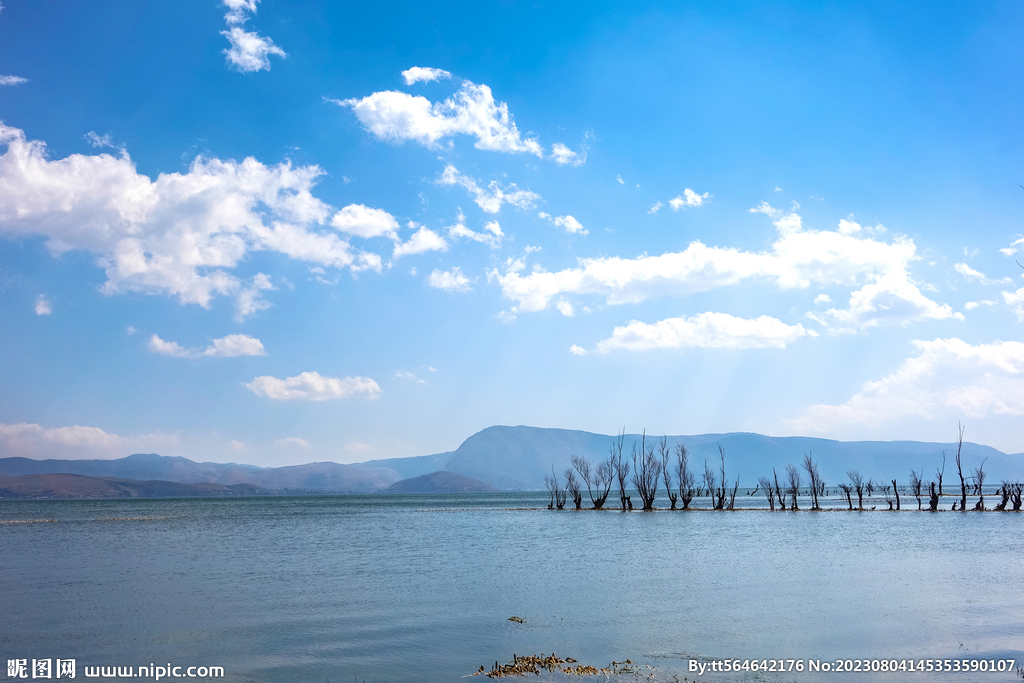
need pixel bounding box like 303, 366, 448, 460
1, 0, 1023, 466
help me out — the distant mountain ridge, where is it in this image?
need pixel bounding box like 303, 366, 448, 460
2, 426, 1021, 493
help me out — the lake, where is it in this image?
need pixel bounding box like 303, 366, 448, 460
2, 492, 1022, 682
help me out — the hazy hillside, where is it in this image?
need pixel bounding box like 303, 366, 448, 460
0, 454, 399, 492
3, 425, 1020, 494
387, 471, 498, 494
0, 473, 266, 499
363, 425, 1023, 491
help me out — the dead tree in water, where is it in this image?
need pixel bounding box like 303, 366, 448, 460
610, 429, 630, 511
891, 479, 901, 510
659, 436, 678, 509
719, 445, 739, 510
909, 468, 924, 510
545, 468, 567, 509
847, 470, 865, 510
631, 431, 663, 510
802, 453, 822, 510
995, 481, 1011, 511
928, 481, 940, 511
564, 468, 583, 510
571, 453, 613, 509
785, 464, 802, 510
773, 467, 787, 510
972, 458, 987, 511
758, 476, 775, 510
936, 452, 946, 496
954, 423, 968, 512
703, 460, 719, 510
1011, 482, 1024, 511
839, 483, 854, 510
675, 443, 696, 509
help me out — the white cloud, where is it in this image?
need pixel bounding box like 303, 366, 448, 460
394, 370, 428, 384
538, 212, 588, 235
814, 294, 832, 305
964, 300, 996, 310
401, 66, 452, 85
556, 300, 574, 317
220, 0, 284, 72
85, 131, 116, 149
148, 333, 266, 359
34, 295, 51, 315
954, 262, 1013, 286
492, 207, 960, 332
647, 202, 663, 215
790, 338, 1024, 435
222, 27, 285, 72
596, 312, 815, 353
126, 325, 137, 335
438, 164, 539, 213
393, 226, 448, 258
616, 175, 624, 185
1000, 237, 1024, 257
427, 267, 471, 292
330, 204, 400, 239
0, 75, 26, 86
234, 272, 275, 321
339, 76, 543, 156
550, 142, 585, 166
569, 344, 587, 356
445, 212, 503, 248
229, 439, 247, 452
0, 422, 176, 460
246, 371, 382, 401
669, 188, 710, 210
1003, 287, 1024, 321
0, 124, 383, 311
223, 0, 258, 25
274, 436, 310, 448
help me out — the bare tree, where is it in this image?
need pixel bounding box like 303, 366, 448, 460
936, 451, 945, 496
995, 481, 1011, 511
928, 481, 940, 511
1011, 482, 1023, 511
785, 464, 802, 510
909, 468, 924, 510
891, 479, 901, 510
954, 422, 967, 512
610, 428, 630, 511
564, 467, 583, 510
675, 442, 696, 509
758, 476, 776, 510
838, 482, 854, 510
802, 453, 822, 510
972, 458, 987, 511
773, 467, 787, 510
717, 445, 738, 510
544, 473, 556, 509
659, 436, 678, 509
703, 460, 718, 510
847, 469, 865, 510
631, 431, 663, 510
572, 453, 614, 509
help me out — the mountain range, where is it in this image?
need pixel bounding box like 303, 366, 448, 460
1, 425, 1021, 495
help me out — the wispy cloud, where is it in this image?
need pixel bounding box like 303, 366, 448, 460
438, 165, 540, 214
338, 72, 543, 156
246, 371, 381, 401
596, 312, 815, 353
148, 333, 266, 358
220, 0, 285, 72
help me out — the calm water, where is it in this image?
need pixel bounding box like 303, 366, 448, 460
2, 492, 1022, 682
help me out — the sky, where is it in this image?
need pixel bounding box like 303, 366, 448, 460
1, 0, 1023, 466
